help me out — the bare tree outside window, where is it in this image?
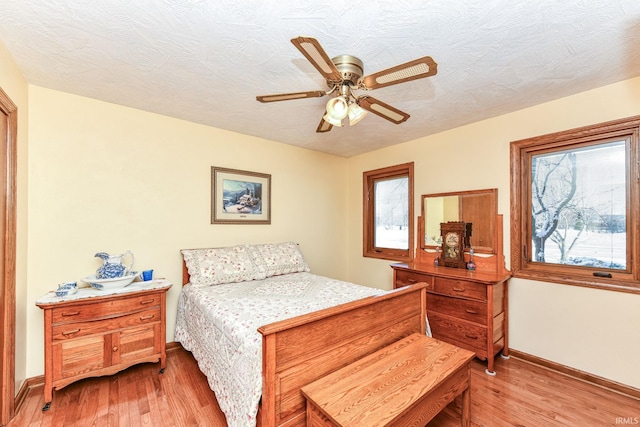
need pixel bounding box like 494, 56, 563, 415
531, 141, 626, 269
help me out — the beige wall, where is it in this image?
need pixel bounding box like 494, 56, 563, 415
345, 77, 640, 389
25, 86, 349, 378
0, 39, 29, 394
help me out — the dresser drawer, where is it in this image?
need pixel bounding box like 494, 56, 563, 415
433, 277, 486, 301
394, 270, 434, 289
426, 293, 487, 324
52, 294, 161, 323
52, 308, 160, 341
429, 311, 487, 357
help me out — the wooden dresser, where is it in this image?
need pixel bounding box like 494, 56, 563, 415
391, 262, 509, 374
36, 280, 171, 410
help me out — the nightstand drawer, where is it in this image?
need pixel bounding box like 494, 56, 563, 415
426, 293, 487, 324
394, 270, 434, 289
433, 277, 486, 300
52, 293, 161, 324
52, 308, 160, 341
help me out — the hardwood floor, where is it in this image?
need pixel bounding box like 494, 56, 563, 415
8, 346, 639, 427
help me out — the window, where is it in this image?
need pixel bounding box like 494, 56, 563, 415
363, 162, 414, 261
511, 116, 640, 294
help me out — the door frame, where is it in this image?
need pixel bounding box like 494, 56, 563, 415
0, 86, 17, 425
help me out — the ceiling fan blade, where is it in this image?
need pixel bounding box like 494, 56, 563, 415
316, 116, 333, 133
256, 90, 326, 103
291, 36, 342, 82
360, 56, 437, 90
357, 96, 410, 124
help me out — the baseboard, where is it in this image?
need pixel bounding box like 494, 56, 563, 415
166, 341, 182, 352
14, 375, 44, 414
509, 349, 640, 400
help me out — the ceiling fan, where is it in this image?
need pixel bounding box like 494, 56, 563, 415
256, 36, 438, 133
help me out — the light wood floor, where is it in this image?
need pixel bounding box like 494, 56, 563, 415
8, 346, 639, 427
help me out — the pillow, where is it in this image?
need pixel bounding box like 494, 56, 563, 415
247, 242, 311, 277
181, 245, 266, 286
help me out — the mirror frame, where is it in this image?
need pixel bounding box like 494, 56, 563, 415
420, 188, 498, 254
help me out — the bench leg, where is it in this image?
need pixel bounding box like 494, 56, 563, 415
461, 385, 470, 427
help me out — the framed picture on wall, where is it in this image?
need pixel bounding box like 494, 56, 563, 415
211, 167, 271, 224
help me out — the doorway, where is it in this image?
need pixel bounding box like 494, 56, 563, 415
0, 86, 17, 425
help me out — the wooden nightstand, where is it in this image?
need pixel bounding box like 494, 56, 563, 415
36, 279, 172, 410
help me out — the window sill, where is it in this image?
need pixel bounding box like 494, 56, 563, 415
512, 270, 640, 295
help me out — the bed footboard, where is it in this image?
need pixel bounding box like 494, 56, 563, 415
257, 282, 428, 427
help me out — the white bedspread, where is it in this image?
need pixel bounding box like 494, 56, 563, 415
174, 272, 385, 427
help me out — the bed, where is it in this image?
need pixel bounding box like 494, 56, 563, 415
175, 242, 428, 427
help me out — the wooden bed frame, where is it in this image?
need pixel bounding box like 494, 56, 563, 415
182, 263, 428, 427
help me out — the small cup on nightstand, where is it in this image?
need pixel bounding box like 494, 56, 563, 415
141, 269, 153, 281
55, 282, 78, 297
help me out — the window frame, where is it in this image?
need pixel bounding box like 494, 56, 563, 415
510, 115, 640, 294
363, 162, 414, 261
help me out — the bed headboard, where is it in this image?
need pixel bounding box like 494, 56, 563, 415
182, 260, 190, 286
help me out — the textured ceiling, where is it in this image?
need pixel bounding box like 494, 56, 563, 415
1, 1, 640, 157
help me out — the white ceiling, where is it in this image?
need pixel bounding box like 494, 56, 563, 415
1, 1, 640, 157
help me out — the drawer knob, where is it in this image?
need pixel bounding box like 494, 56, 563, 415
112, 346, 118, 352
465, 309, 479, 314
140, 314, 155, 321
62, 329, 80, 336
140, 299, 155, 305
408, 279, 417, 283
452, 287, 465, 292
61, 311, 80, 317
465, 334, 478, 340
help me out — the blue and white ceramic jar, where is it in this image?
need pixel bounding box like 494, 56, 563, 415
95, 251, 134, 279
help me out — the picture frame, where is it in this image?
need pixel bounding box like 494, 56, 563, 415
211, 167, 271, 224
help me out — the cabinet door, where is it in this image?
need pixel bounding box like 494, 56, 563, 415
115, 324, 160, 366
52, 335, 110, 381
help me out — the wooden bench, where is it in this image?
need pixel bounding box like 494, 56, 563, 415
300, 333, 475, 427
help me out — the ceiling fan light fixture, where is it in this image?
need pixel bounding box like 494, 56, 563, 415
348, 103, 367, 126
326, 96, 349, 120
322, 112, 343, 127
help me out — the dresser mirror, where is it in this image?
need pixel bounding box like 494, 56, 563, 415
421, 188, 497, 254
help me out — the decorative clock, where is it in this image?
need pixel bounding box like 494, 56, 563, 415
439, 221, 467, 268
